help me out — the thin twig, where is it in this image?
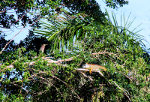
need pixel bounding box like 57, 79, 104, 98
51, 75, 81, 100
30, 69, 81, 100
111, 81, 131, 101
0, 15, 41, 55
92, 51, 115, 55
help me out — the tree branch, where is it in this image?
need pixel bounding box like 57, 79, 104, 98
0, 15, 41, 55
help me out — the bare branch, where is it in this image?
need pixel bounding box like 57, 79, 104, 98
39, 44, 48, 53
92, 51, 115, 55
0, 15, 41, 55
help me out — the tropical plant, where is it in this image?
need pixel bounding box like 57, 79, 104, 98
0, 0, 149, 102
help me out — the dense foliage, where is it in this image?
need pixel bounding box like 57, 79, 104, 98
0, 0, 150, 102
0, 0, 128, 28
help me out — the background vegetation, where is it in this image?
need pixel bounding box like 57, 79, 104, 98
0, 0, 149, 102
